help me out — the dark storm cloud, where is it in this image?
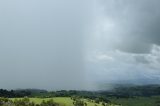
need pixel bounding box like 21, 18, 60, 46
85, 0, 160, 89
0, 0, 94, 90
96, 0, 160, 53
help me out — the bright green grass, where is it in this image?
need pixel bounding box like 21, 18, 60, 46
11, 97, 117, 106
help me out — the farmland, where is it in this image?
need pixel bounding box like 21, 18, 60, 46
8, 96, 160, 106
1, 85, 160, 106
11, 97, 117, 106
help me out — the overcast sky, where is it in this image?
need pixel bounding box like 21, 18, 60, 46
0, 0, 160, 90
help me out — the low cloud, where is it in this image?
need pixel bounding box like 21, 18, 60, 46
86, 44, 160, 89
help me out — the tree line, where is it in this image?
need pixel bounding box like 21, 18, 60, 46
1, 84, 160, 98
0, 89, 31, 98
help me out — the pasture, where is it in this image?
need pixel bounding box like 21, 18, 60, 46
11, 97, 117, 106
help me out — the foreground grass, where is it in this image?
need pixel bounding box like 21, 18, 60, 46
11, 97, 117, 106
11, 96, 160, 106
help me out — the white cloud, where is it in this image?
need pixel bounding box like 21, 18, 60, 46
86, 44, 160, 87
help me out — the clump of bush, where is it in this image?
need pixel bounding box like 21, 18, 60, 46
0, 97, 60, 106
40, 99, 59, 106
0, 97, 14, 106
71, 96, 87, 106
73, 99, 86, 106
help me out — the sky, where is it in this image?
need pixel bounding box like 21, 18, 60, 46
0, 0, 160, 90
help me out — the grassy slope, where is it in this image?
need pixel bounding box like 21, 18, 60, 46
12, 97, 117, 106
11, 96, 160, 106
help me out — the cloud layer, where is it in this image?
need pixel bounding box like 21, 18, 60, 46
86, 0, 160, 89
0, 0, 160, 90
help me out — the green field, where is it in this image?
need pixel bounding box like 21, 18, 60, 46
10, 96, 160, 106
11, 97, 117, 106
8, 96, 160, 106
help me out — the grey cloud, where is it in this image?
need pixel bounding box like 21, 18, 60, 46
134, 55, 150, 64
94, 0, 160, 53
0, 0, 94, 90
1, 0, 160, 90
86, 0, 160, 88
